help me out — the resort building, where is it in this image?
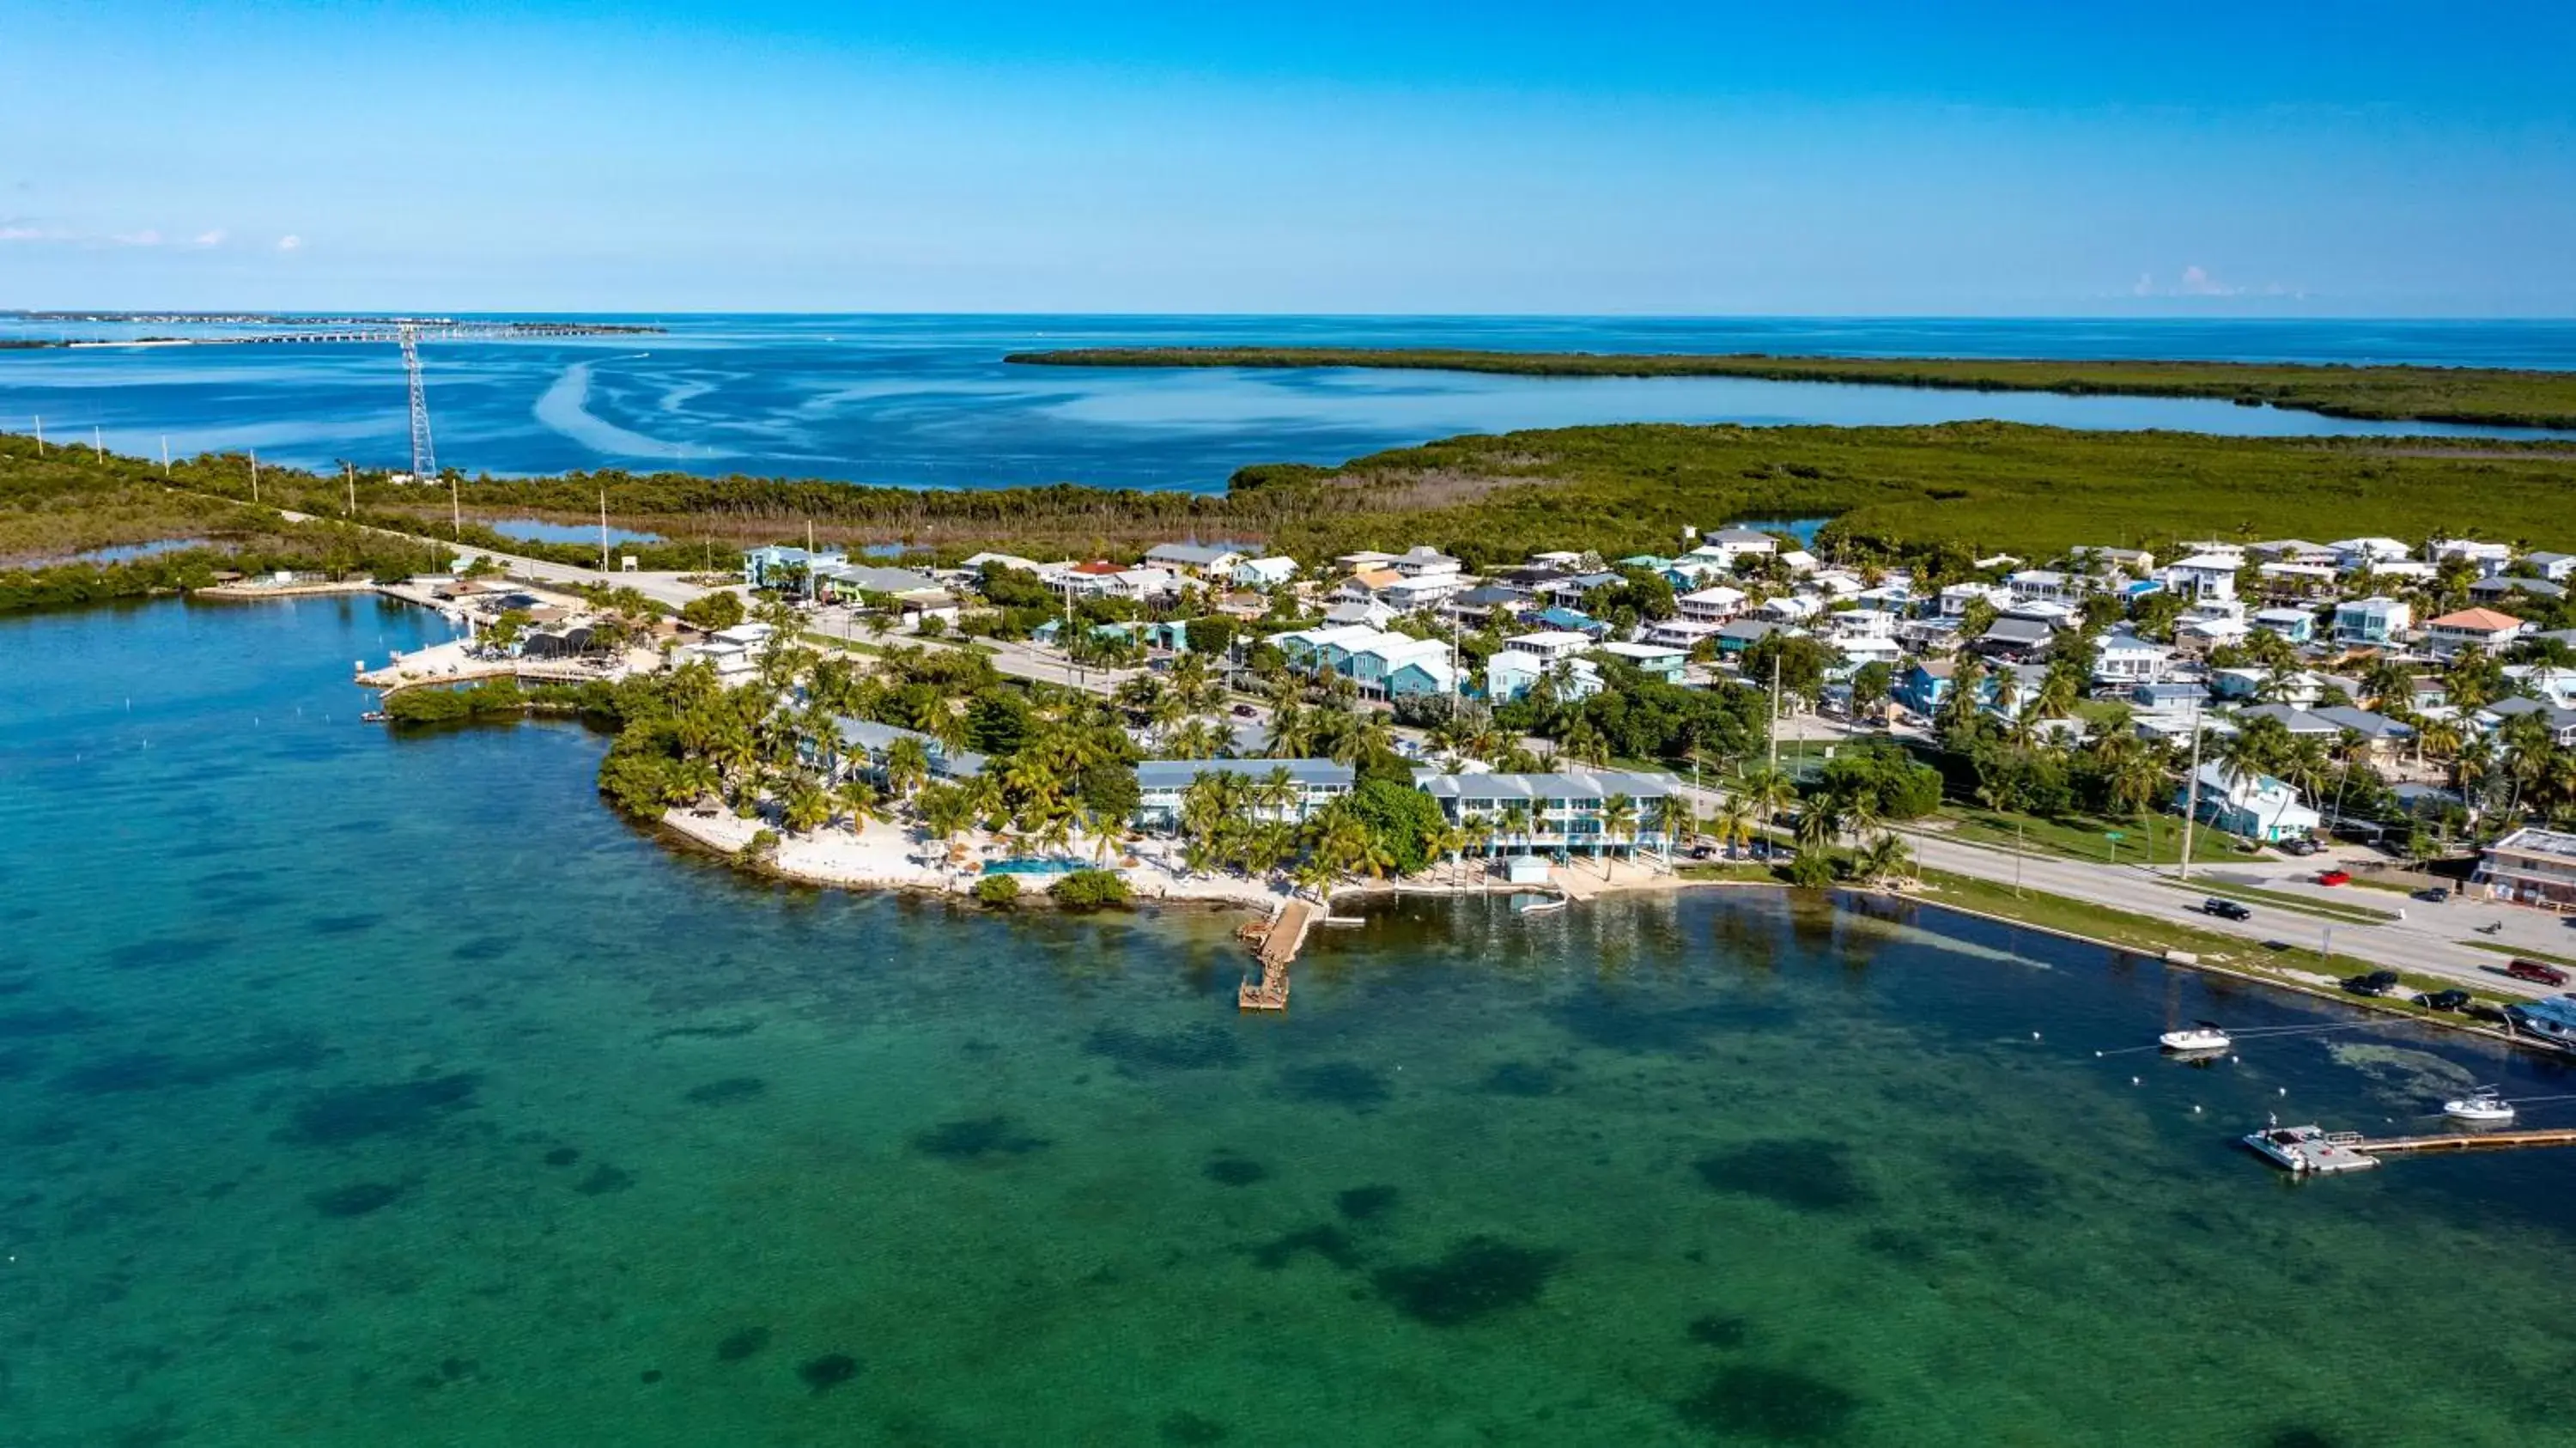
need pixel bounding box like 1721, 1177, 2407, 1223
2472, 827, 2576, 910
826, 718, 987, 784
1133, 758, 1354, 830
1413, 770, 1677, 856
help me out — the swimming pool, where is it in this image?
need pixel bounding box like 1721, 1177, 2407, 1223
982, 858, 1085, 876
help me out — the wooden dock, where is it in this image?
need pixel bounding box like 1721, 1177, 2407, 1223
2360, 1128, 2576, 1157
1239, 897, 1317, 1011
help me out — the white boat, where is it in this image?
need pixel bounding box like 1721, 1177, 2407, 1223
2241, 1123, 2379, 1174
2442, 1087, 2517, 1124
2159, 1021, 2233, 1054
1516, 895, 1568, 916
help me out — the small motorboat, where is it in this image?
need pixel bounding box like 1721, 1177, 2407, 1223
2442, 1087, 2516, 1124
2159, 1020, 2233, 1054
1516, 894, 1569, 916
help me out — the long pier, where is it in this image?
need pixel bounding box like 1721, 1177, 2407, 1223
67, 322, 659, 348
2360, 1128, 2576, 1157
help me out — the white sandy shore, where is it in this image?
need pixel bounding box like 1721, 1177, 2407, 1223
654, 806, 1723, 912
657, 807, 1298, 911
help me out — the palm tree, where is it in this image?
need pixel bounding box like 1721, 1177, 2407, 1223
1598, 793, 1638, 875
1710, 796, 1757, 859
1264, 703, 1313, 757
1461, 815, 1496, 871
1648, 794, 1698, 857
836, 777, 885, 832
1736, 766, 1797, 831
782, 776, 833, 837
1856, 832, 1915, 887
1256, 765, 1302, 822
882, 736, 932, 800
1497, 800, 1534, 857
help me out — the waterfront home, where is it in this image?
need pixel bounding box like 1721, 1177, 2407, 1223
2506, 666, 2576, 708
1486, 650, 1602, 703
2213, 668, 2336, 706
2524, 551, 2576, 582
1530, 605, 1608, 638
2070, 545, 2155, 578
815, 563, 945, 606
2091, 630, 2172, 686
2256, 561, 2341, 598
1596, 641, 1687, 680
1414, 770, 1676, 857
1334, 568, 1405, 605
1322, 599, 1398, 630
1975, 616, 2055, 662
1698, 528, 1780, 563
2249, 538, 2336, 564
2310, 705, 2417, 760
2332, 595, 2411, 645
674, 621, 774, 683
1231, 556, 1300, 591
1334, 550, 1401, 573
2129, 679, 2206, 710
2231, 704, 2347, 739
2179, 761, 2321, 843
1133, 758, 1353, 830
2251, 607, 2318, 644
827, 717, 987, 784
2162, 553, 2240, 603
1442, 584, 1525, 628
1392, 545, 1464, 580
1341, 633, 1456, 701
1144, 542, 1247, 579
1272, 623, 1386, 673
2425, 607, 2528, 659
1780, 549, 1820, 574
2006, 569, 2075, 605
1532, 571, 1625, 608
1937, 582, 2012, 617
2472, 826, 2576, 909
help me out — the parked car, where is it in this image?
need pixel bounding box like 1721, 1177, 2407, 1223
2506, 958, 2573, 988
2203, 898, 2253, 922
2416, 989, 2473, 1013
2318, 869, 2353, 887
2281, 838, 2321, 857
1231, 704, 1260, 719
2342, 970, 2403, 997
2413, 886, 2451, 903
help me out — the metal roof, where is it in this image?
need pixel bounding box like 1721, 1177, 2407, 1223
1136, 758, 1353, 790
1414, 770, 1674, 802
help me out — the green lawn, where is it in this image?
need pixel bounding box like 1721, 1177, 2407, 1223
1933, 805, 2244, 867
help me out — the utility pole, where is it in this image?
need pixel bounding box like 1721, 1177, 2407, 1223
345, 462, 355, 517
161, 437, 170, 476
249, 450, 259, 504
32, 416, 42, 453
1767, 651, 1783, 776
449, 469, 461, 538
2178, 696, 2204, 881
600, 487, 612, 574
93, 426, 104, 462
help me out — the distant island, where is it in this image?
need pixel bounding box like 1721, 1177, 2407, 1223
1006, 345, 2576, 432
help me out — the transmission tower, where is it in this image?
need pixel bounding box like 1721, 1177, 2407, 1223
398, 324, 437, 482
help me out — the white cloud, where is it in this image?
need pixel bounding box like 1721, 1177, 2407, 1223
191, 228, 227, 247
110, 228, 163, 246
2174, 264, 2241, 297
276, 234, 303, 252
0, 225, 56, 243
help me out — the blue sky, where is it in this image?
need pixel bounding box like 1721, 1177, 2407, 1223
5, 1, 2571, 314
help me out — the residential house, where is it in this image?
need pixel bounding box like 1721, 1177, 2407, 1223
2331, 595, 2411, 646
2426, 607, 2529, 659
2330, 536, 2413, 570
1334, 550, 1400, 573
2006, 569, 2075, 605
1716, 618, 1785, 657
2128, 680, 2205, 710
1529, 605, 1608, 638
674, 621, 774, 683
2427, 538, 2515, 576
1937, 582, 2013, 617
1232, 556, 1300, 591
2251, 607, 2318, 645
2178, 761, 2321, 843
1502, 630, 1595, 662
2470, 575, 2568, 608
1414, 770, 1677, 856
1676, 586, 1749, 624
1643, 618, 1727, 653
1596, 642, 1687, 680
2162, 553, 2241, 603
2480, 697, 2576, 747
1893, 659, 1955, 717
1144, 542, 1247, 579
1485, 650, 1602, 703
2069, 545, 2154, 579
2310, 705, 2417, 762
2472, 826, 2576, 909
1779, 549, 1820, 574
2523, 551, 2576, 583
2230, 704, 2346, 739
743, 545, 846, 593
1133, 758, 1353, 830
1341, 633, 1456, 701
2092, 630, 2172, 686
1322, 599, 1397, 630
1391, 545, 1464, 581
1975, 617, 2056, 662
1441, 584, 1525, 628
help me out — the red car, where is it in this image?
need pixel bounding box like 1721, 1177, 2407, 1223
2318, 869, 2352, 887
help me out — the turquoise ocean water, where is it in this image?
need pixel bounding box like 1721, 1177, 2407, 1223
6, 597, 2576, 1445
3, 315, 2574, 490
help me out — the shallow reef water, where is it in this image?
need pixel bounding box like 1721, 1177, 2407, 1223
5, 598, 2576, 1444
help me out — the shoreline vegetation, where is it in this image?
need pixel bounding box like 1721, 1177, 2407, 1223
1008, 344, 2576, 432
11, 420, 2576, 601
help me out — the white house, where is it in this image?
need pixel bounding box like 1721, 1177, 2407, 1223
1596, 641, 1687, 679
2092, 630, 2172, 685
2330, 537, 2413, 570
1676, 586, 1748, 624
2162, 553, 2240, 603
1391, 545, 1464, 580
1502, 630, 1595, 662
1643, 618, 1727, 651
2524, 551, 2576, 582
1134, 758, 1353, 829
2427, 538, 2514, 576
2251, 607, 2318, 644
2007, 569, 2075, 604
1144, 542, 1246, 579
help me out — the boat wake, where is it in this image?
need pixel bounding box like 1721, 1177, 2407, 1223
535, 361, 718, 459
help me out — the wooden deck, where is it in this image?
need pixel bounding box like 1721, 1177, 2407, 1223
1239, 897, 1317, 1012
